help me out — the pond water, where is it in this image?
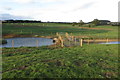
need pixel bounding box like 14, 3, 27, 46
100, 41, 120, 44
1, 37, 54, 48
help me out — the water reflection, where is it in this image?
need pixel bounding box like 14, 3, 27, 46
100, 41, 120, 44
1, 37, 54, 48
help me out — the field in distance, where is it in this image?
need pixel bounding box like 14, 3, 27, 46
2, 23, 118, 39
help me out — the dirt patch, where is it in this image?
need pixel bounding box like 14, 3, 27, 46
103, 72, 118, 78
41, 59, 64, 66
18, 65, 28, 70
74, 60, 82, 66
3, 34, 33, 38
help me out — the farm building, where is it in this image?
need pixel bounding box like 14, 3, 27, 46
110, 22, 120, 26
99, 20, 111, 25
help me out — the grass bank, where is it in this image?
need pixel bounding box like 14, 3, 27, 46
2, 44, 119, 78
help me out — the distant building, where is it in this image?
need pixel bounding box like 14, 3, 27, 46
88, 20, 111, 25
110, 22, 120, 26
99, 20, 111, 25
1, 20, 7, 23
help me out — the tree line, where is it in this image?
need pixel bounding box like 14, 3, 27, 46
72, 19, 120, 27
2, 20, 42, 23
2, 19, 120, 26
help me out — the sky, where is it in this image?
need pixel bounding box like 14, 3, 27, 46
0, 0, 119, 22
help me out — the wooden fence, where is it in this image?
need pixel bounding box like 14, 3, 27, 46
55, 32, 114, 47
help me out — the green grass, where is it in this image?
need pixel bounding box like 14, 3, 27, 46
94, 25, 118, 39
2, 23, 119, 78
2, 44, 119, 78
2, 23, 118, 39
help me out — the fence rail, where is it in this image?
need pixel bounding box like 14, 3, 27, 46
55, 32, 116, 47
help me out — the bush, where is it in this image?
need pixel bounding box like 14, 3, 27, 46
0, 39, 7, 44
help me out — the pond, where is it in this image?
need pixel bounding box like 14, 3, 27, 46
1, 37, 54, 48
100, 41, 120, 44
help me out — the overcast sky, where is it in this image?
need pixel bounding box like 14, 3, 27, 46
0, 0, 119, 22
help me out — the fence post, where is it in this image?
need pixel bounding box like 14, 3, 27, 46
88, 39, 90, 45
72, 36, 74, 41
80, 39, 83, 47
61, 40, 64, 47
12, 40, 14, 48
58, 35, 64, 47
75, 37, 77, 45
66, 32, 69, 40
106, 38, 109, 43
56, 32, 59, 36
36, 40, 39, 48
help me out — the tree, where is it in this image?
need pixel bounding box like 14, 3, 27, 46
72, 22, 76, 26
79, 20, 84, 26
92, 19, 100, 26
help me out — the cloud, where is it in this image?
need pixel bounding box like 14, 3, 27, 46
40, 0, 60, 3
60, 1, 96, 14
64, 1, 96, 13
80, 1, 96, 9
11, 0, 61, 4
12, 0, 33, 4
0, 0, 118, 22
118, 1, 120, 22
3, 7, 12, 11
0, 13, 33, 20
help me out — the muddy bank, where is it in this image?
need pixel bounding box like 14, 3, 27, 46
2, 34, 119, 45
3, 34, 55, 39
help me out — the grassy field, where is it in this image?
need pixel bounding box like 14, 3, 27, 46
1, 23, 119, 79
2, 44, 119, 78
2, 23, 118, 39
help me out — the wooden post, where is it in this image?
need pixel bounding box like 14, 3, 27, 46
72, 36, 74, 41
106, 38, 109, 43
66, 32, 68, 37
61, 40, 64, 47
58, 35, 64, 47
80, 39, 83, 47
87, 39, 90, 45
36, 40, 39, 48
12, 40, 14, 48
56, 32, 59, 36
66, 32, 69, 40
75, 37, 77, 45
